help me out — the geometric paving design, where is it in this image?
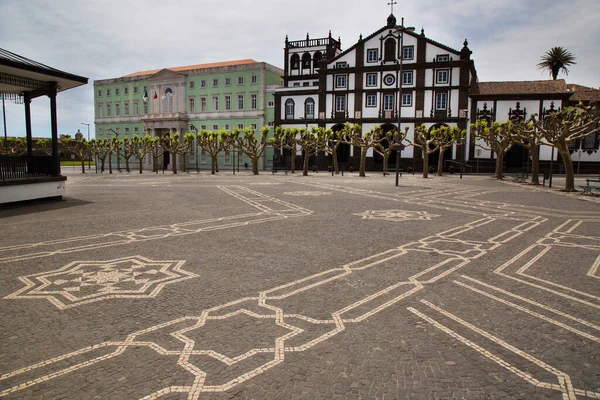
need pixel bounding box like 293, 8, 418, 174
2, 175, 600, 399
4, 256, 195, 309
282, 191, 332, 196
354, 209, 440, 222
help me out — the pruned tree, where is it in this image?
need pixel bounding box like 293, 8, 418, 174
90, 138, 109, 173
471, 120, 515, 180
64, 138, 91, 174
106, 136, 122, 174
148, 137, 164, 173
197, 130, 226, 174
34, 139, 52, 155
430, 125, 466, 176
318, 126, 343, 174
509, 118, 545, 185
294, 127, 321, 176
270, 126, 297, 173
162, 132, 191, 174
120, 138, 137, 173
533, 103, 600, 191
373, 126, 409, 176
0, 137, 27, 155
126, 135, 152, 174
405, 124, 440, 178
235, 126, 270, 175
344, 123, 378, 177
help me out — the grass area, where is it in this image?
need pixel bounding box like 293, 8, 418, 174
60, 161, 96, 166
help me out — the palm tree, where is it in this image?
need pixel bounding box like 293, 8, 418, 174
537, 47, 576, 80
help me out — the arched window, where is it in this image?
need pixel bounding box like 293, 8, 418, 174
305, 98, 315, 119
384, 38, 396, 62
302, 53, 312, 70
285, 99, 295, 120
313, 51, 323, 70
163, 87, 174, 113
290, 54, 300, 70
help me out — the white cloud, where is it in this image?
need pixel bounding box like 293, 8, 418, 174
1, 0, 598, 138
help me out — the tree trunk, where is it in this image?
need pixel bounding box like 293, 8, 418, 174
153, 156, 158, 173
252, 157, 259, 175
422, 149, 429, 178
495, 153, 504, 180
382, 153, 389, 175
558, 146, 576, 191
81, 159, 85, 174
211, 155, 216, 174
125, 158, 130, 173
303, 153, 309, 176
172, 153, 177, 174
290, 145, 296, 173
108, 152, 113, 174
100, 157, 105, 173
182, 154, 187, 173
359, 147, 367, 177
530, 146, 540, 185
437, 148, 445, 176
139, 158, 143, 174
333, 146, 340, 175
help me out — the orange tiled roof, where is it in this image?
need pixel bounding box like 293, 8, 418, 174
124, 59, 257, 78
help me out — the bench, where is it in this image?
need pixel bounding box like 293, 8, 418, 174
513, 172, 528, 183
383, 169, 403, 177
578, 179, 600, 195
271, 166, 289, 175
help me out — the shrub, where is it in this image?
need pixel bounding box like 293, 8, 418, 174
349, 165, 355, 172
327, 165, 333, 172
407, 166, 413, 173
428, 166, 435, 173
312, 165, 318, 172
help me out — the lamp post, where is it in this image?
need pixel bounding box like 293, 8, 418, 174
81, 123, 90, 169
395, 19, 415, 187
190, 124, 199, 173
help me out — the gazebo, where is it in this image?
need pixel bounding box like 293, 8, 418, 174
0, 48, 88, 204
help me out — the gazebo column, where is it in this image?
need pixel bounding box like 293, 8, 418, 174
48, 82, 59, 176
24, 93, 33, 157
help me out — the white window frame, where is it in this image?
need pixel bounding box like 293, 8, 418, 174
366, 94, 377, 108
335, 96, 345, 112
107, 103, 112, 117
213, 96, 219, 111
106, 89, 111, 96
251, 75, 258, 84
213, 78, 219, 87
285, 99, 295, 120
115, 103, 120, 116
125, 127, 129, 134
437, 54, 450, 62
366, 73, 377, 87
251, 94, 257, 110
97, 104, 103, 117
251, 123, 257, 129
225, 77, 231, 86
201, 97, 207, 112
402, 46, 414, 60
189, 97, 195, 113
225, 95, 231, 111
436, 93, 447, 110
367, 48, 378, 63
143, 102, 148, 114
133, 102, 139, 116
134, 127, 139, 134
335, 75, 347, 88
133, 86, 138, 94
200, 80, 206, 88
238, 94, 244, 110
401, 93, 412, 107
212, 124, 219, 131
115, 88, 120, 96
189, 81, 195, 89
384, 94, 394, 111
124, 102, 129, 116
402, 71, 413, 85
436, 69, 449, 84
237, 124, 244, 129
267, 100, 274, 108
237, 76, 244, 85
97, 90, 102, 97
124, 87, 129, 95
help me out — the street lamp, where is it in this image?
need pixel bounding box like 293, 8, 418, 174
395, 20, 415, 187
81, 123, 90, 169
190, 124, 199, 173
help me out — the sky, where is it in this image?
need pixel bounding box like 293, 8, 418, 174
1, 0, 599, 139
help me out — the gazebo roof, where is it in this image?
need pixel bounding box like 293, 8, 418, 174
0, 48, 88, 96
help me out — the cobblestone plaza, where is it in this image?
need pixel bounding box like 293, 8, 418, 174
1, 172, 599, 399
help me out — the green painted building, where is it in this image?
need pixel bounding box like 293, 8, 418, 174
94, 59, 283, 170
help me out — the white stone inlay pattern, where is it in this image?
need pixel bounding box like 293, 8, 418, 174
5, 256, 196, 309
354, 209, 440, 222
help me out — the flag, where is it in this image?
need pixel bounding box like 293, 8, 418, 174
143, 89, 148, 102
153, 92, 158, 100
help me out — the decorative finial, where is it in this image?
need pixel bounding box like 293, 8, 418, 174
306, 33, 310, 41
463, 39, 469, 47
338, 36, 341, 44
285, 35, 288, 43
329, 30, 332, 38
421, 28, 425, 36
387, 13, 397, 28
359, 33, 363, 41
